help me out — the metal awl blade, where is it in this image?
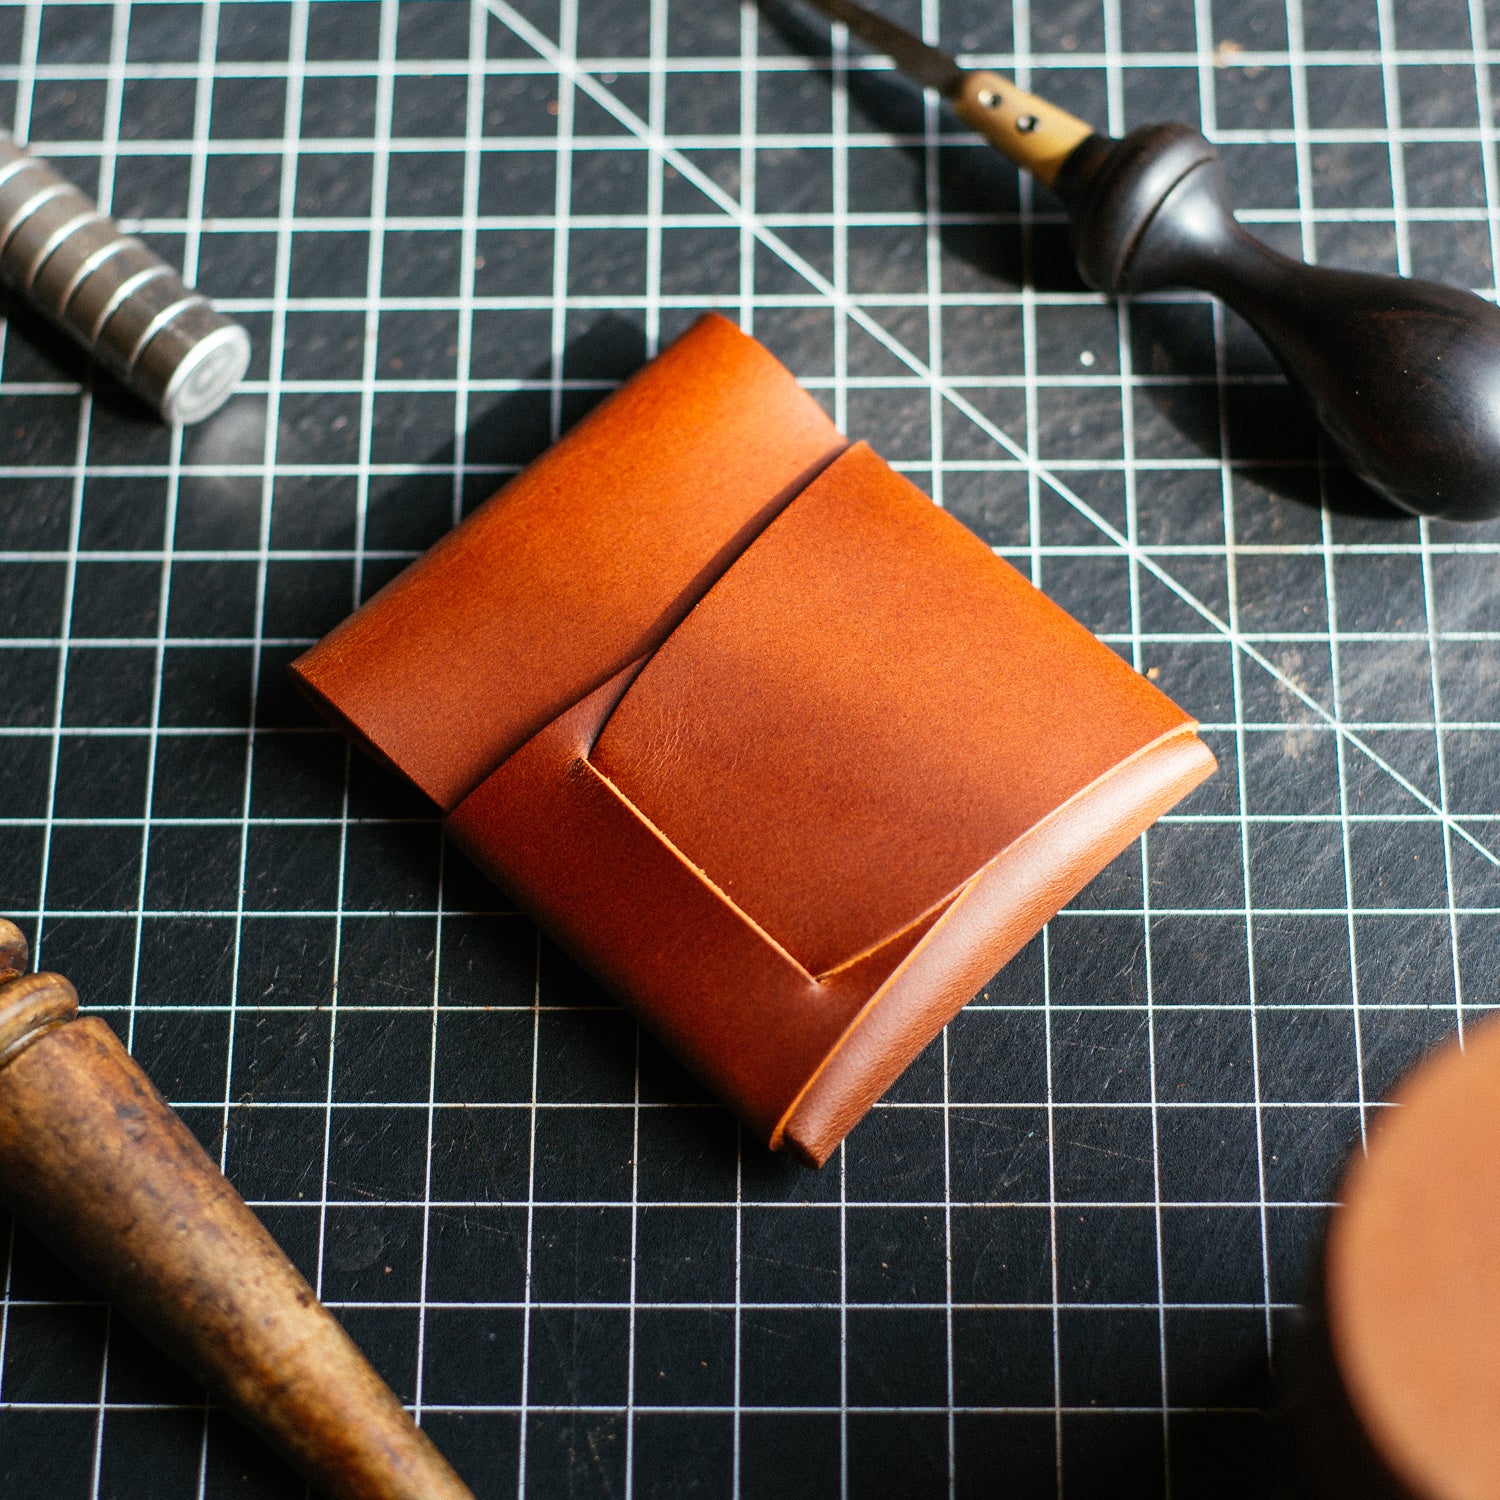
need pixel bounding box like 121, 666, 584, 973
798, 0, 967, 97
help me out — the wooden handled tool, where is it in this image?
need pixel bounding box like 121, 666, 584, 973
0, 919, 473, 1500
802, 0, 1500, 522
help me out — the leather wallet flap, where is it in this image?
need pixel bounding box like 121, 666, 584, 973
589, 441, 1197, 976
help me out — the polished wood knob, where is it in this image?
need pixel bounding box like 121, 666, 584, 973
800, 0, 1500, 522
1054, 123, 1500, 523
0, 918, 473, 1500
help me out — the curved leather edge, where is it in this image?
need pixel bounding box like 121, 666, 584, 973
775, 725, 1218, 1166
289, 313, 845, 811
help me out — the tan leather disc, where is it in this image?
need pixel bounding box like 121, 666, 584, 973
1326, 1012, 1500, 1500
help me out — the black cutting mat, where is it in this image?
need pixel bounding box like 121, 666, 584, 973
2, 0, 1500, 1495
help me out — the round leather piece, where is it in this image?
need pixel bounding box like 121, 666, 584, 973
1326, 1012, 1500, 1500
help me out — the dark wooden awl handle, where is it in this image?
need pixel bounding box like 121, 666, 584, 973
0, 919, 473, 1500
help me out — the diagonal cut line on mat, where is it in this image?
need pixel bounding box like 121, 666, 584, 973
481, 0, 1500, 873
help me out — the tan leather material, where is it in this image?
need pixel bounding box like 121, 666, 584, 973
777, 727, 1215, 1164
290, 312, 843, 810
293, 314, 1216, 1161
446, 666, 849, 1142
591, 441, 1195, 977
1324, 1012, 1500, 1500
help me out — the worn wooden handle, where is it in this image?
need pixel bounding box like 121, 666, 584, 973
950, 70, 1094, 186
0, 919, 473, 1500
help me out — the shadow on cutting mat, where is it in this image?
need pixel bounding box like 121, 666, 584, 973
458, 312, 651, 511
754, 0, 1026, 291
1126, 298, 1407, 525
1067, 1412, 1272, 1500
0, 282, 167, 427
369, 310, 652, 563
253, 311, 652, 743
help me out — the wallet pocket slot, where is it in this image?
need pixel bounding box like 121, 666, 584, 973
447, 667, 870, 1140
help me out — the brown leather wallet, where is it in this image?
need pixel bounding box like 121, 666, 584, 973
292, 313, 1215, 1166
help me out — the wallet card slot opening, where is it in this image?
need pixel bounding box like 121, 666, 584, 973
504, 439, 851, 781
574, 661, 967, 986
581, 732, 972, 989
575, 753, 823, 989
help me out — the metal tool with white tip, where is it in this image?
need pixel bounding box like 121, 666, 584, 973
0, 133, 249, 425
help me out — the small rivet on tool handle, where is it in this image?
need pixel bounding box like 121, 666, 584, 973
953, 70, 1095, 187
0, 134, 249, 424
